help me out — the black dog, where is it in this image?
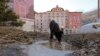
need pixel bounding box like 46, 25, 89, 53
49, 20, 63, 43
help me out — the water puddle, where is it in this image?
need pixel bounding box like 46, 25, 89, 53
40, 40, 78, 51
28, 40, 75, 56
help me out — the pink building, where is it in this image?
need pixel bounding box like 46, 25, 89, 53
67, 12, 82, 34
14, 0, 34, 19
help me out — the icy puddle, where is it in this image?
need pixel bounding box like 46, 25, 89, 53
28, 40, 75, 56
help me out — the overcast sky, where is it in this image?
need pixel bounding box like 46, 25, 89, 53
34, 0, 97, 13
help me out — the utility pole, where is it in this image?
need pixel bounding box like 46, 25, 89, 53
98, 0, 100, 19
34, 11, 35, 32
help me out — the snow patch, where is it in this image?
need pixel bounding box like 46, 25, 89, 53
79, 23, 100, 33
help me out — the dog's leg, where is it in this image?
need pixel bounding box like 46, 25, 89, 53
50, 33, 53, 42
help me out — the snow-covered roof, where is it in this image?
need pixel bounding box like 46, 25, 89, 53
79, 23, 100, 34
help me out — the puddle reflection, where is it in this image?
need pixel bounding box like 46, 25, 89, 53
41, 41, 78, 51
28, 40, 73, 56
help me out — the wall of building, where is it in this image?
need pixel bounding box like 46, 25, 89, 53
21, 18, 34, 31
67, 12, 82, 34
35, 13, 50, 33
35, 5, 82, 34
13, 0, 34, 19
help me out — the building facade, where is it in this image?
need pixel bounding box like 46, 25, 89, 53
14, 0, 34, 19
21, 18, 34, 31
35, 5, 82, 34
67, 12, 82, 34
7, 0, 35, 31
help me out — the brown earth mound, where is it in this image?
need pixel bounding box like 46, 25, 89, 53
0, 26, 36, 45
64, 33, 100, 56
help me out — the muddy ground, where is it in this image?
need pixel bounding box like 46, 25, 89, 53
0, 26, 100, 56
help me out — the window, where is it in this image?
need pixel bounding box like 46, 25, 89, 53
41, 16, 42, 18
41, 20, 42, 21
41, 23, 42, 25
37, 26, 38, 28
70, 30, 72, 34
41, 26, 42, 30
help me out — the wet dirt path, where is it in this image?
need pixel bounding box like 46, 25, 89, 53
28, 40, 76, 56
